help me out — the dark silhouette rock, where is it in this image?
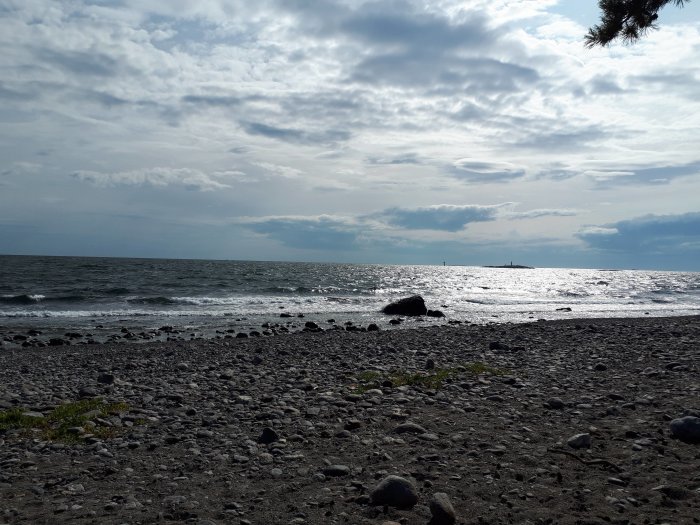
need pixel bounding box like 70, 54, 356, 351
257, 427, 279, 444
429, 492, 456, 525
370, 475, 418, 509
670, 416, 700, 444
382, 296, 427, 316
427, 309, 445, 318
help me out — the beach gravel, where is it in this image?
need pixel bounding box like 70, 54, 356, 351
0, 316, 699, 524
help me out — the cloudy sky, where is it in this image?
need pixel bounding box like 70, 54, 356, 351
1, 0, 699, 270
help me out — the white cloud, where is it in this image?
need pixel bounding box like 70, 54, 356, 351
73, 167, 241, 191
0, 0, 699, 267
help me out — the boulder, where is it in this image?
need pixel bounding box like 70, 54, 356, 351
382, 296, 427, 316
370, 475, 418, 509
429, 492, 456, 525
670, 416, 700, 444
427, 310, 445, 318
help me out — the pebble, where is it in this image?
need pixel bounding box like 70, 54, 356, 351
546, 397, 565, 409
0, 316, 698, 524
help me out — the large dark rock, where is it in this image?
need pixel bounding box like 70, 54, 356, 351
382, 296, 427, 316
370, 475, 418, 509
429, 492, 456, 525
670, 416, 700, 444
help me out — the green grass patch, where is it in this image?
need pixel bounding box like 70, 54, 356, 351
350, 362, 505, 392
0, 398, 130, 443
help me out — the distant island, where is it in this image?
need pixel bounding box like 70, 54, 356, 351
484, 262, 534, 269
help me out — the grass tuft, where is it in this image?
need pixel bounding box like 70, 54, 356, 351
0, 398, 131, 443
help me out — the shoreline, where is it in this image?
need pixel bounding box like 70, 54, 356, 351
1, 315, 699, 524
3, 311, 700, 350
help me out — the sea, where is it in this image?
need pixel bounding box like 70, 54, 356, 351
1, 255, 699, 340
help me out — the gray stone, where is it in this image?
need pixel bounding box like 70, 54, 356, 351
567, 433, 591, 449
546, 397, 565, 409
669, 416, 700, 444
258, 427, 279, 444
97, 373, 115, 384
394, 422, 428, 434
382, 296, 427, 316
322, 465, 350, 477
370, 475, 418, 509
429, 492, 456, 525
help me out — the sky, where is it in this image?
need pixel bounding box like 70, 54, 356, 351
1, 0, 699, 270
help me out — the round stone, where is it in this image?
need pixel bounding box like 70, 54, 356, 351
370, 475, 418, 509
429, 492, 456, 525
670, 416, 700, 444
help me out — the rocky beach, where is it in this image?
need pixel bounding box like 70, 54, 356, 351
1, 315, 699, 525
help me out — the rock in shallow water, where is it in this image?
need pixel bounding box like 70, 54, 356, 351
670, 416, 700, 444
370, 475, 418, 509
382, 296, 427, 316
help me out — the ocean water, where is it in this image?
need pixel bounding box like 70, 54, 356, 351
1, 255, 699, 336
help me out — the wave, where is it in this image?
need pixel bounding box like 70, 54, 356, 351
0, 294, 88, 305
0, 294, 46, 305
103, 287, 130, 295
44, 295, 86, 303
127, 296, 179, 306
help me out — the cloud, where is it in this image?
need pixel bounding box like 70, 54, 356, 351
367, 153, 424, 165
506, 209, 578, 219
240, 215, 361, 250
253, 162, 303, 179
33, 48, 122, 77
182, 94, 243, 107
72, 167, 242, 191
449, 159, 526, 183
241, 121, 351, 145
376, 204, 506, 232
588, 161, 700, 187
511, 126, 606, 152
577, 213, 700, 254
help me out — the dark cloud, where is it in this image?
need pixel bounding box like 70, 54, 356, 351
592, 161, 700, 188
577, 213, 700, 255
367, 153, 423, 165
535, 164, 580, 181
449, 159, 526, 183
280, 1, 534, 95
0, 82, 37, 102
588, 76, 625, 95
377, 204, 502, 232
34, 48, 121, 77
80, 90, 129, 107
512, 127, 605, 152
245, 216, 359, 250
182, 95, 243, 107
241, 121, 351, 145
351, 54, 538, 92
338, 7, 494, 51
